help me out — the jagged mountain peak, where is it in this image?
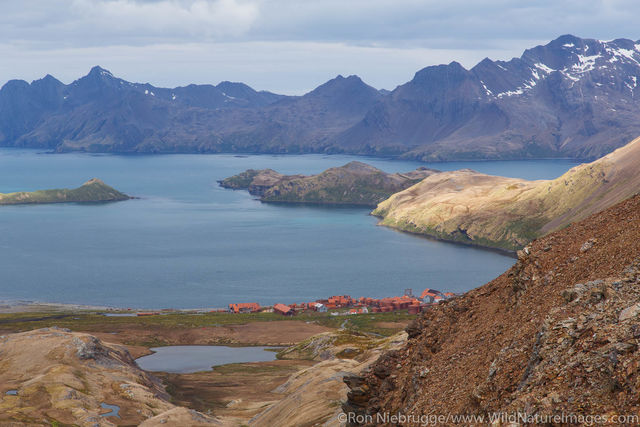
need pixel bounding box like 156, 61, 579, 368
411, 61, 471, 88
36, 74, 62, 84
406, 61, 477, 97
309, 74, 369, 93
414, 61, 467, 77
215, 81, 260, 99
216, 81, 252, 91
87, 65, 114, 78
70, 66, 123, 91
476, 57, 494, 67
466, 34, 640, 101
304, 74, 379, 103
551, 33, 584, 46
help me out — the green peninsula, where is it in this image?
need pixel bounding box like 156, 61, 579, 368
0, 178, 131, 205
373, 136, 640, 251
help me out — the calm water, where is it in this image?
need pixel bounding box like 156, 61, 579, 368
136, 345, 278, 373
100, 403, 120, 418
0, 149, 578, 308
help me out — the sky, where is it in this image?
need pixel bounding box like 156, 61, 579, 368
1, 0, 640, 94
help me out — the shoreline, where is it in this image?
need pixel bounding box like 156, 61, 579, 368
0, 299, 227, 314
1, 145, 589, 164
371, 216, 519, 258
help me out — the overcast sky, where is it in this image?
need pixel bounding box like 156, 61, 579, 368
1, 0, 639, 94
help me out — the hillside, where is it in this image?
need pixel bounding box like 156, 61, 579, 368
250, 331, 407, 427
346, 193, 640, 424
373, 136, 640, 250
0, 328, 220, 426
3, 36, 640, 159
0, 178, 131, 205
220, 161, 439, 206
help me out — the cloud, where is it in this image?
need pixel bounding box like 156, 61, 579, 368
0, 41, 529, 94
1, 0, 640, 93
4, 0, 640, 49
1, 0, 260, 45
249, 0, 640, 48
81, 0, 259, 38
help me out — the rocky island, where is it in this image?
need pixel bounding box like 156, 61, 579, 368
0, 178, 131, 205
219, 161, 439, 207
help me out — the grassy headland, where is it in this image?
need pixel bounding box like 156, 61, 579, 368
0, 178, 130, 205
373, 136, 640, 251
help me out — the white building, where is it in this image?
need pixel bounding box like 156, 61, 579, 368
313, 302, 328, 312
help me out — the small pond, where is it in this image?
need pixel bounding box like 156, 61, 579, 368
136, 345, 278, 373
100, 402, 120, 418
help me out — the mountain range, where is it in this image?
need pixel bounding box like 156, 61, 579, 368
2, 34, 640, 160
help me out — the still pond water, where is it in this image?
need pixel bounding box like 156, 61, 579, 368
136, 345, 278, 373
0, 149, 578, 308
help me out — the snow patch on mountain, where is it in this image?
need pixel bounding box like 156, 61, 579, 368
571, 54, 601, 73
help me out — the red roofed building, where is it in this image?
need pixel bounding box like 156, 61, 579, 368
420, 288, 443, 299
327, 295, 354, 308
228, 303, 261, 313
421, 291, 440, 303
274, 303, 294, 316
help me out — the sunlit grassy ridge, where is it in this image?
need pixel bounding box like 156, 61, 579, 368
373, 136, 640, 251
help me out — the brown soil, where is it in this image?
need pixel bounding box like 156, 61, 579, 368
373, 321, 411, 329
347, 194, 640, 424
156, 359, 315, 420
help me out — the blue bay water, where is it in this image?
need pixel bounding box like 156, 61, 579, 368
0, 149, 578, 308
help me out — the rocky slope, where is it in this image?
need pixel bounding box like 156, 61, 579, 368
0, 178, 130, 205
220, 161, 438, 206
0, 328, 220, 426
4, 35, 640, 159
249, 331, 407, 427
346, 194, 640, 424
373, 135, 640, 250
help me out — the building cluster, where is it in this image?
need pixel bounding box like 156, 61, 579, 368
226, 288, 456, 316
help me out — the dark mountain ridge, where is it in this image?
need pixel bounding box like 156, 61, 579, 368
2, 35, 640, 159
337, 35, 640, 160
